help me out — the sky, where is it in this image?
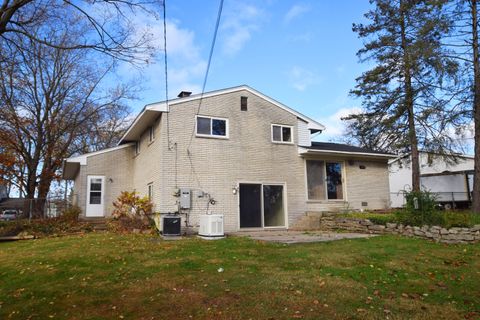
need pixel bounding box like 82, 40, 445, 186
119, 0, 374, 141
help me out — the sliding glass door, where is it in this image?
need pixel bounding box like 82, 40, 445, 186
239, 183, 286, 228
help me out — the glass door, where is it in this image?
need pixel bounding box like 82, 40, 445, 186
239, 183, 285, 228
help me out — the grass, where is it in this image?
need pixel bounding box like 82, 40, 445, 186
1, 233, 480, 319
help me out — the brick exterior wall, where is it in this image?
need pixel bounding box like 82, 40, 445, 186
71, 88, 391, 231
73, 146, 134, 218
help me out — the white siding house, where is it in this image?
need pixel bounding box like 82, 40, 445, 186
389, 152, 474, 208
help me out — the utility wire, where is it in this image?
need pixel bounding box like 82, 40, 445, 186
185, 0, 224, 191
187, 0, 224, 151
163, 0, 171, 149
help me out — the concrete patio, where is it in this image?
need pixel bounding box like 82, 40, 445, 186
228, 230, 377, 244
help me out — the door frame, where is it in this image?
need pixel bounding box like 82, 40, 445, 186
237, 181, 288, 231
86, 175, 105, 217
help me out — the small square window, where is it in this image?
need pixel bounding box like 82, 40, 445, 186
241, 96, 248, 111
271, 124, 293, 143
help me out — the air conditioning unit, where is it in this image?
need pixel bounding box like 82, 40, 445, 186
162, 215, 181, 236
199, 214, 224, 239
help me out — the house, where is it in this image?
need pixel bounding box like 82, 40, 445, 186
62, 85, 394, 232
389, 152, 474, 208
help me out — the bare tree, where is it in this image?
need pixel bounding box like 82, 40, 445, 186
0, 0, 159, 63
0, 25, 131, 210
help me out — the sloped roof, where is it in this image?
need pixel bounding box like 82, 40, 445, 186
119, 85, 326, 144
299, 142, 396, 158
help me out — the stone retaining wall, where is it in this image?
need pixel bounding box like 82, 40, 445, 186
313, 215, 480, 244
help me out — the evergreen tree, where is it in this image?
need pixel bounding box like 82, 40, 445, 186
347, 0, 458, 192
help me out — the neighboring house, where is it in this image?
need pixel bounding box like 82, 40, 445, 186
63, 85, 394, 232
389, 152, 474, 208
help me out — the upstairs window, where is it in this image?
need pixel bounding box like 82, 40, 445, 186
135, 141, 140, 155
196, 116, 228, 138
147, 183, 153, 201
149, 126, 155, 142
271, 124, 293, 143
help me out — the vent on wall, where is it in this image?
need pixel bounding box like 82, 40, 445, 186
241, 96, 248, 111
361, 202, 368, 207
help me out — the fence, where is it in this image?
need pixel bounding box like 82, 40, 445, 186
0, 197, 72, 220
390, 192, 471, 209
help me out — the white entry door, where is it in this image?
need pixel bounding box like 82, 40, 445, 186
86, 176, 105, 217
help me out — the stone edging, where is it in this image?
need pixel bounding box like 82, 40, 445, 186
317, 216, 480, 244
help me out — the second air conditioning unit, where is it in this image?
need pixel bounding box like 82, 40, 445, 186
199, 214, 224, 239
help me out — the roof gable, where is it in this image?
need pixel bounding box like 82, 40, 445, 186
119, 85, 325, 144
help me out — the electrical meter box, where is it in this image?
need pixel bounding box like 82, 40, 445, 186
179, 188, 191, 209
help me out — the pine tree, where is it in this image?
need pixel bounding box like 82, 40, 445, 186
348, 0, 458, 192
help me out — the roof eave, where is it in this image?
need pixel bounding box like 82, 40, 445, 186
299, 148, 396, 159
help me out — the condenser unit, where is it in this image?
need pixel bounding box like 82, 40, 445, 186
199, 214, 224, 239
162, 215, 181, 236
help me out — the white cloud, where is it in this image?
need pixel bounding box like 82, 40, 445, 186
284, 4, 309, 23
289, 66, 320, 91
220, 3, 262, 55
319, 107, 362, 140
118, 15, 206, 101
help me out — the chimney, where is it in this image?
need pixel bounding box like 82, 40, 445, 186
177, 91, 192, 98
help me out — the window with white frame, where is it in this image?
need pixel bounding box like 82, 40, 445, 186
149, 126, 155, 142
271, 124, 293, 143
196, 116, 228, 138
147, 183, 153, 201
306, 160, 344, 200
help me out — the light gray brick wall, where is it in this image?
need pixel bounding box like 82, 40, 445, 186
74, 146, 134, 217
156, 90, 307, 231
131, 116, 163, 211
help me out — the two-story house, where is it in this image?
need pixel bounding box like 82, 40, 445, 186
62, 85, 393, 232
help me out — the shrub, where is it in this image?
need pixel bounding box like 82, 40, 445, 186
112, 191, 153, 219
395, 191, 444, 226
441, 211, 480, 228
61, 205, 81, 221
339, 212, 396, 225
110, 191, 155, 233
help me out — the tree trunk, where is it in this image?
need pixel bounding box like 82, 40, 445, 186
471, 0, 480, 213
400, 0, 421, 192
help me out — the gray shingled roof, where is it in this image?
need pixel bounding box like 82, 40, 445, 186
308, 142, 395, 156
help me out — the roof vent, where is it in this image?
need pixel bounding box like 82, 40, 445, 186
177, 91, 192, 98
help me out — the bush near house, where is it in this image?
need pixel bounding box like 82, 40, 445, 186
108, 191, 155, 233
341, 191, 480, 228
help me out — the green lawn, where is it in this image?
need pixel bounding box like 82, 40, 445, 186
1, 233, 479, 319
